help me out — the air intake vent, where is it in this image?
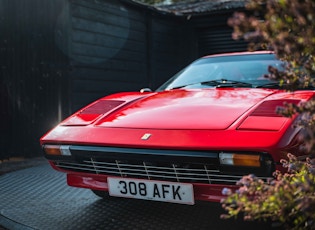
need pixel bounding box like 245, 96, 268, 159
80, 100, 124, 114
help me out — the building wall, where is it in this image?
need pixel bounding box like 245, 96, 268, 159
191, 11, 247, 57
0, 0, 70, 158
149, 17, 195, 89
0, 0, 195, 159
0, 0, 246, 159
66, 0, 148, 111
66, 0, 194, 112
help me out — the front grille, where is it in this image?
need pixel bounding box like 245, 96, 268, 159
49, 145, 272, 185
54, 159, 246, 184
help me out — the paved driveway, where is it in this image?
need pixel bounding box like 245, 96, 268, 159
0, 163, 276, 230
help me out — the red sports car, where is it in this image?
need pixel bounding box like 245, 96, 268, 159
40, 51, 314, 205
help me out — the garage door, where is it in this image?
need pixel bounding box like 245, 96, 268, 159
197, 26, 248, 56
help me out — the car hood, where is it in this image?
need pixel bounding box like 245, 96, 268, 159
96, 88, 276, 130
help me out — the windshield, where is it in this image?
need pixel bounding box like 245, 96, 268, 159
157, 53, 284, 91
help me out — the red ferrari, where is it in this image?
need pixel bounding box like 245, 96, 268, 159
40, 51, 314, 204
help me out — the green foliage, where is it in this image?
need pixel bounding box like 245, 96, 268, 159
221, 154, 315, 229
228, 0, 315, 91
222, 0, 315, 229
228, 0, 315, 153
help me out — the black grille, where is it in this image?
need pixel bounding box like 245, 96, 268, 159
51, 145, 271, 185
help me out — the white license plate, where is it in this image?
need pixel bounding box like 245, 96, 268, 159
108, 177, 194, 205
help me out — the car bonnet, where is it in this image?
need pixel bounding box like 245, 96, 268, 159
95, 88, 276, 130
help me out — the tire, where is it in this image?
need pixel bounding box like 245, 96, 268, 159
91, 189, 111, 199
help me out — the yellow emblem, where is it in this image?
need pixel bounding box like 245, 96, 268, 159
141, 133, 151, 140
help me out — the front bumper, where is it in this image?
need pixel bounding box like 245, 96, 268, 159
45, 145, 274, 203
63, 169, 238, 203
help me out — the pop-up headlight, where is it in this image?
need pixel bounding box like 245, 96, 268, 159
62, 100, 125, 126
238, 99, 300, 131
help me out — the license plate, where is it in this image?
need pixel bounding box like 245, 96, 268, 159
108, 177, 194, 205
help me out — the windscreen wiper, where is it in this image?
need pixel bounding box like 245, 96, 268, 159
201, 79, 252, 88
170, 79, 252, 90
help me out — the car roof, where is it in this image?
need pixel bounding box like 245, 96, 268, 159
202, 51, 274, 59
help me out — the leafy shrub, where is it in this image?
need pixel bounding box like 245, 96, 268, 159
222, 1, 315, 229
221, 153, 315, 229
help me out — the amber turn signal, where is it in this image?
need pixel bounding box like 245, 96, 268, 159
219, 153, 261, 167
43, 145, 62, 155
43, 145, 71, 156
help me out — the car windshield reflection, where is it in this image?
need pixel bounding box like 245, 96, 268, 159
157, 53, 284, 91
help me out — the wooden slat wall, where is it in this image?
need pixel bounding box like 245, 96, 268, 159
192, 12, 248, 57
0, 0, 246, 159
197, 26, 247, 56
68, 0, 193, 111
0, 0, 70, 158
69, 0, 148, 111
149, 18, 194, 88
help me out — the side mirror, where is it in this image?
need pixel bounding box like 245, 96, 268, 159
140, 88, 152, 93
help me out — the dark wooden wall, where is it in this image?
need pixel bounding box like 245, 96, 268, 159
0, 0, 246, 159
0, 0, 70, 158
67, 0, 194, 111
191, 12, 247, 56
